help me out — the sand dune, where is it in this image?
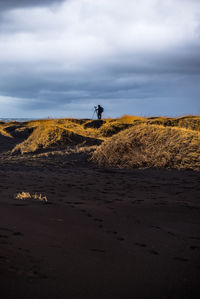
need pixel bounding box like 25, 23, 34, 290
12, 125, 102, 154
92, 124, 200, 170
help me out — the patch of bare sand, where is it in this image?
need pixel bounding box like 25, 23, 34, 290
0, 161, 200, 299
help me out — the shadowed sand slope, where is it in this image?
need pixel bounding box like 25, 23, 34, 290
0, 124, 33, 153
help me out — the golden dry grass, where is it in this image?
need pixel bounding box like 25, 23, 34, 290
2, 115, 199, 170
115, 115, 144, 123
26, 118, 103, 138
0, 125, 12, 138
99, 115, 144, 137
92, 124, 200, 170
12, 121, 102, 154
146, 115, 200, 131
98, 115, 200, 137
15, 192, 48, 202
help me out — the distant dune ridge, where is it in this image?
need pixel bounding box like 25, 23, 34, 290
0, 115, 199, 170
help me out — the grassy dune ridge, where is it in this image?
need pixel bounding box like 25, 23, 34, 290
12, 122, 102, 154
92, 124, 200, 170
0, 115, 199, 170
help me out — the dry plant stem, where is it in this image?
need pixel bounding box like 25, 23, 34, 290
15, 192, 48, 202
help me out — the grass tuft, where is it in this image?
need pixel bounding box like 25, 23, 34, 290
15, 192, 48, 202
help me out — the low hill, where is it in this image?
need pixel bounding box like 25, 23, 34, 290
12, 123, 102, 154
91, 124, 200, 170
0, 115, 199, 170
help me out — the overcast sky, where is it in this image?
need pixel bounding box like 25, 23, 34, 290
0, 0, 200, 118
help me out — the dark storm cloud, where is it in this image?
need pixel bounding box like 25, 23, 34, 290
0, 0, 200, 117
1, 47, 200, 116
106, 42, 200, 76
0, 0, 66, 11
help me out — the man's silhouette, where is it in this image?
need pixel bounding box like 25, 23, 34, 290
96, 105, 104, 120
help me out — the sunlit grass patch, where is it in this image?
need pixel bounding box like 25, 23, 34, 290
99, 115, 145, 137
15, 192, 48, 202
116, 115, 145, 124
146, 115, 200, 132
0, 126, 13, 138
2, 115, 200, 171
11, 119, 103, 154
92, 124, 200, 170
15, 192, 31, 200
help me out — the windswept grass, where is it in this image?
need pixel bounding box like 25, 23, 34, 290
146, 115, 200, 132
99, 115, 200, 137
15, 192, 48, 202
1, 115, 199, 170
0, 125, 12, 138
92, 124, 200, 170
99, 116, 144, 137
115, 115, 144, 124
12, 122, 102, 154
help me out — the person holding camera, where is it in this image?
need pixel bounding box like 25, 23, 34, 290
94, 105, 104, 120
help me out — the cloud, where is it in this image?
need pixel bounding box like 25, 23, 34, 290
0, 0, 65, 11
0, 0, 200, 118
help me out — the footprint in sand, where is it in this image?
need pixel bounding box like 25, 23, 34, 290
167, 231, 176, 237
0, 255, 9, 263
104, 200, 113, 204
149, 249, 159, 255
173, 257, 188, 262
0, 234, 8, 238
151, 225, 161, 229
117, 237, 125, 241
190, 245, 200, 250
0, 227, 13, 232
90, 248, 105, 253
86, 213, 92, 218
189, 236, 200, 241
13, 231, 24, 236
105, 230, 118, 235
94, 218, 103, 223
135, 242, 147, 247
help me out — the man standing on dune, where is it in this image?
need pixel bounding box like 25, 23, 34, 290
96, 105, 104, 119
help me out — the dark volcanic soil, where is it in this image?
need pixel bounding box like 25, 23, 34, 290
0, 159, 200, 299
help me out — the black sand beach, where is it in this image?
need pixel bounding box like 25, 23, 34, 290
0, 161, 200, 299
